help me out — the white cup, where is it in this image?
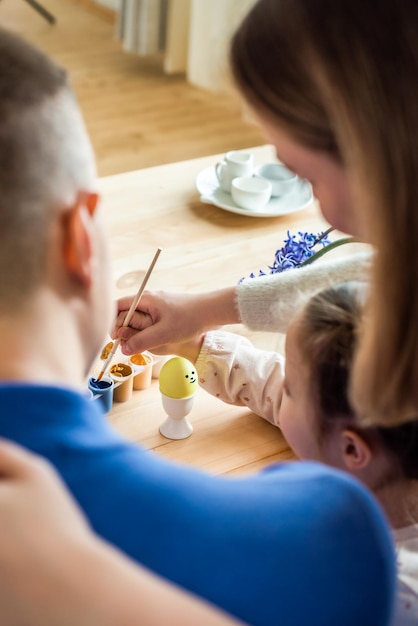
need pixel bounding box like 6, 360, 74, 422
254, 163, 297, 197
231, 177, 272, 211
215, 150, 254, 192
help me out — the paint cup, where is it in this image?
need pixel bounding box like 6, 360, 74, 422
129, 352, 153, 390
99, 340, 114, 360
110, 362, 134, 402
84, 389, 94, 400
88, 375, 114, 413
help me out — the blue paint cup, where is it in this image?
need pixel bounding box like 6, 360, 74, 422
88, 375, 114, 413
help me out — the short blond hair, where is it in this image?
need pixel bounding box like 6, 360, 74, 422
0, 28, 96, 310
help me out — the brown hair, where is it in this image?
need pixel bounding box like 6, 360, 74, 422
0, 28, 96, 311
231, 0, 418, 427
298, 281, 418, 480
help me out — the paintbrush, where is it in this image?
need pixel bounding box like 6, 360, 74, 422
96, 247, 162, 382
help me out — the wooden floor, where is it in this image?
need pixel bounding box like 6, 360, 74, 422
0, 0, 266, 177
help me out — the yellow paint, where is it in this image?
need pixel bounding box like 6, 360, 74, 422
159, 357, 198, 398
130, 352, 152, 366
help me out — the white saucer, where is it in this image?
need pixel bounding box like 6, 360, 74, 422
195, 166, 313, 218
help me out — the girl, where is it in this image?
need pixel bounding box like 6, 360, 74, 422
170, 280, 418, 623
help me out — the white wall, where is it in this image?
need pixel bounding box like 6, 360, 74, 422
187, 0, 257, 91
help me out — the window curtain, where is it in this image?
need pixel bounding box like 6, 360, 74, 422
117, 0, 169, 56
116, 0, 257, 92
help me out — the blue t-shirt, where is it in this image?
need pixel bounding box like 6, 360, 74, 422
0, 384, 395, 626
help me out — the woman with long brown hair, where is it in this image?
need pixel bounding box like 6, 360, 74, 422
115, 0, 418, 432
229, 0, 418, 429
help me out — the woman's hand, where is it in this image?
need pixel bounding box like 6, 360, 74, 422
112, 287, 240, 356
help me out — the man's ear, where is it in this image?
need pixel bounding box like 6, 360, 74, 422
84, 191, 99, 216
341, 429, 372, 471
62, 192, 99, 288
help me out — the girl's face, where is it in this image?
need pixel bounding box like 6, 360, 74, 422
280, 316, 387, 491
278, 317, 324, 461
257, 116, 360, 237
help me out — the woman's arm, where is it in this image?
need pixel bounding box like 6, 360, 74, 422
113, 252, 371, 355
113, 286, 240, 356
237, 251, 372, 332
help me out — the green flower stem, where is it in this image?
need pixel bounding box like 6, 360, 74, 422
298, 237, 360, 267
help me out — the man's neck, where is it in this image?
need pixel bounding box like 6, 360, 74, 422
0, 291, 89, 390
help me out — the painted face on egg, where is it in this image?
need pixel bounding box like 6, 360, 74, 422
159, 357, 198, 399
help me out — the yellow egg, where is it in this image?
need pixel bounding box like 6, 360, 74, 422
159, 357, 198, 399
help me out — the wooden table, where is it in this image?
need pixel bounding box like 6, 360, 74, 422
98, 145, 342, 475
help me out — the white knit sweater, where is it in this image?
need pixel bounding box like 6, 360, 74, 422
236, 251, 372, 333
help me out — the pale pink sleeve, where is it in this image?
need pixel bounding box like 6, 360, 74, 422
195, 330, 284, 427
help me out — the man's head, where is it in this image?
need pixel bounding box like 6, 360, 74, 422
0, 29, 113, 377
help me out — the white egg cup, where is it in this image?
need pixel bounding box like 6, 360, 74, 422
159, 393, 194, 440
